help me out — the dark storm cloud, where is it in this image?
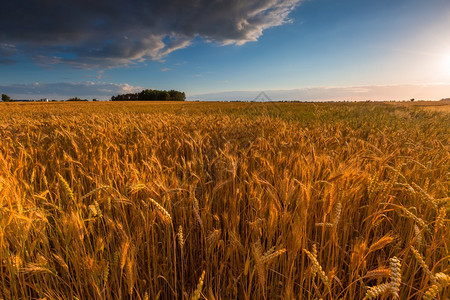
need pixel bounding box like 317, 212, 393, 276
0, 0, 301, 68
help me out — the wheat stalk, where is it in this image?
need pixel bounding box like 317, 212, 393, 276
435, 207, 446, 231
57, 172, 74, 202
177, 225, 184, 251
389, 257, 401, 298
363, 257, 401, 299
149, 198, 172, 224
368, 234, 396, 253
260, 248, 286, 264
253, 241, 266, 288
192, 196, 204, 232
410, 246, 434, 284
191, 270, 205, 300
303, 247, 330, 289
363, 283, 391, 300
364, 268, 391, 279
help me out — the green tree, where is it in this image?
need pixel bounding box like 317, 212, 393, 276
111, 89, 186, 101
1, 94, 12, 102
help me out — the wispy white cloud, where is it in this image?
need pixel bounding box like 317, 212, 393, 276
0, 82, 142, 100
5, 82, 446, 102
188, 84, 450, 101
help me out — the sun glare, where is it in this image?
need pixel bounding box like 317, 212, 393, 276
444, 54, 450, 73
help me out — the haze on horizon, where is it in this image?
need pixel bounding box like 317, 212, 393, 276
1, 0, 450, 101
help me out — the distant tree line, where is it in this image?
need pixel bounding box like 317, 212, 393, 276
2, 94, 12, 102
111, 89, 186, 101
67, 97, 89, 101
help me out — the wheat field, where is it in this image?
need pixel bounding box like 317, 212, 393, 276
0, 101, 449, 299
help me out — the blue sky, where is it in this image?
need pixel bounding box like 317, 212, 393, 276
1, 0, 450, 100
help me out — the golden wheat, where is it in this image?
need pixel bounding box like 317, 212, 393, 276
0, 101, 448, 299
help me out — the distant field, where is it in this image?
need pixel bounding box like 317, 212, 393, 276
0, 101, 449, 299
2, 99, 450, 116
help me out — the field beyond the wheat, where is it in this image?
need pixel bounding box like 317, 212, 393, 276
0, 101, 449, 299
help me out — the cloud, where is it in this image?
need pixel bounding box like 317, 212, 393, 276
85, 70, 105, 79
4, 82, 450, 101
0, 58, 17, 65
0, 82, 142, 100
160, 68, 171, 72
0, 0, 301, 68
0, 43, 17, 64
188, 84, 450, 101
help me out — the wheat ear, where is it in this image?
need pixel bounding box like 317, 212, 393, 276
303, 247, 329, 289
363, 283, 391, 300
149, 198, 172, 224
411, 246, 434, 284
389, 257, 401, 299
57, 172, 74, 202
191, 270, 205, 300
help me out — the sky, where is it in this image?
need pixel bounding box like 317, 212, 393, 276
1, 0, 450, 101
